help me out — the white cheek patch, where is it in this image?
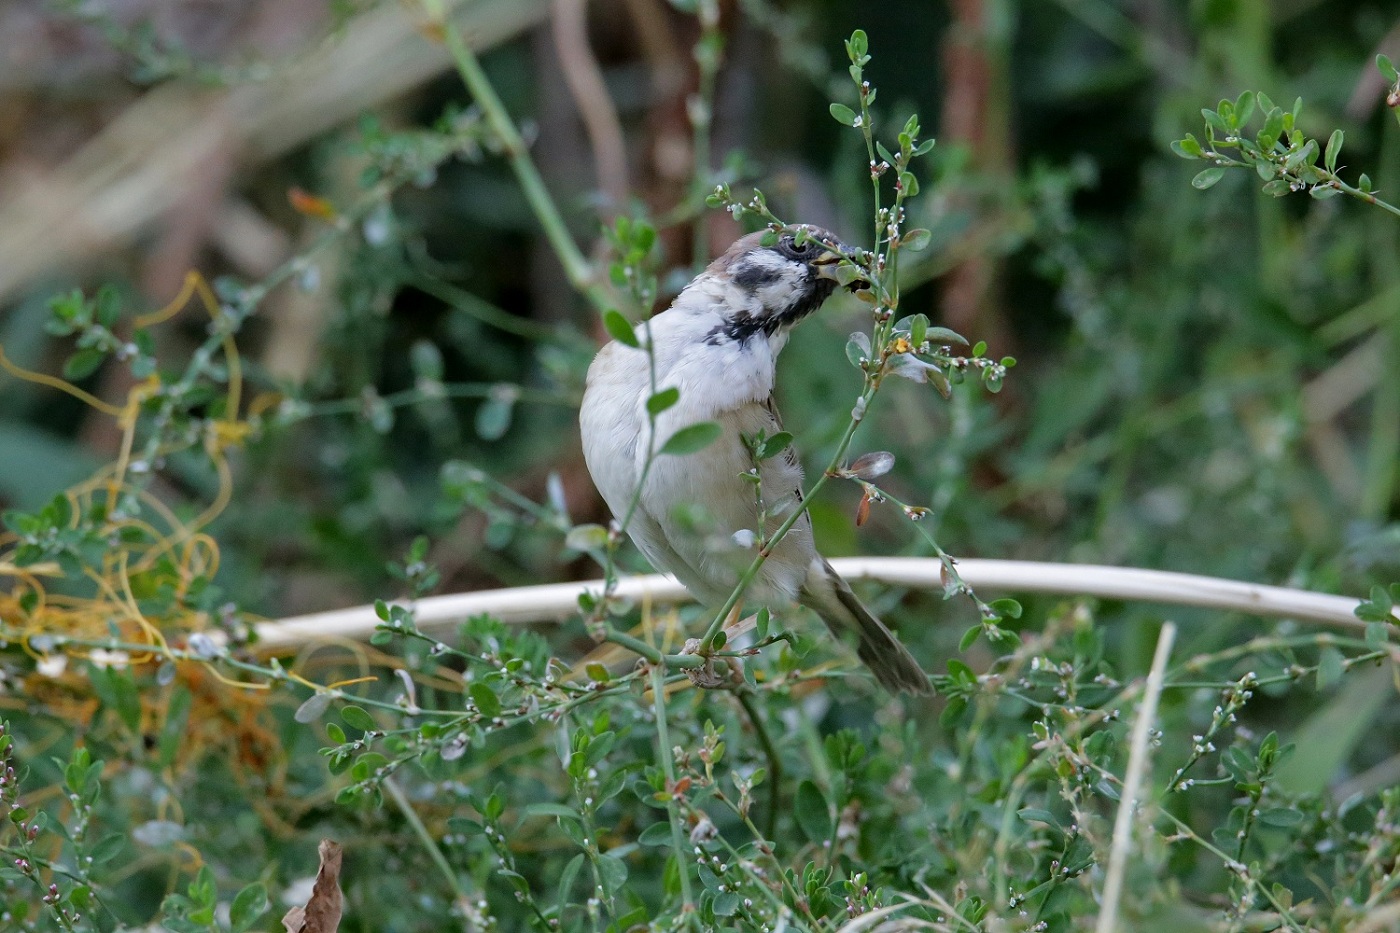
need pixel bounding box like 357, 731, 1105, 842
756, 268, 807, 308
731, 252, 806, 309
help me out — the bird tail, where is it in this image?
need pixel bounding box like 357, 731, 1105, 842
800, 558, 931, 694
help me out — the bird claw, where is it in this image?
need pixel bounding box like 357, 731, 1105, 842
681, 638, 727, 689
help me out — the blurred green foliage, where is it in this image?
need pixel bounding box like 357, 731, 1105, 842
1, 1, 1399, 931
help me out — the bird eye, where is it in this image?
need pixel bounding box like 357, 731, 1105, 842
781, 235, 814, 257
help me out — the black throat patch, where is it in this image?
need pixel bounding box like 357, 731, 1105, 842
703, 276, 837, 347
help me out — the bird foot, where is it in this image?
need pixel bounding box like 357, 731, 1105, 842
680, 638, 748, 689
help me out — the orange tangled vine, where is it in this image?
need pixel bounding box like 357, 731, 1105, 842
0, 272, 292, 792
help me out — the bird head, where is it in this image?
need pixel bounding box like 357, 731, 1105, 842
696, 225, 868, 346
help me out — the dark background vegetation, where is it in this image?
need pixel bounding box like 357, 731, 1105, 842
1, 0, 1398, 930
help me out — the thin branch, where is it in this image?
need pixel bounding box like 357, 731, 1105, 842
252, 557, 1391, 650
428, 1, 608, 310
1096, 622, 1176, 933
384, 777, 474, 911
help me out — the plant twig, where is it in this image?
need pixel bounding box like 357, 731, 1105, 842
1096, 622, 1175, 933
384, 776, 475, 911
429, 2, 607, 309
734, 689, 782, 840
649, 663, 698, 926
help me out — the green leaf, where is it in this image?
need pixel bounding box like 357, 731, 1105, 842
474, 392, 515, 441
1379, 53, 1399, 84
1171, 135, 1204, 159
1324, 129, 1343, 172
603, 309, 639, 347
565, 523, 608, 552
660, 421, 722, 456
925, 326, 968, 346
1276, 666, 1391, 794
341, 705, 377, 732
596, 853, 628, 894
558, 853, 585, 907
755, 431, 793, 461
229, 883, 269, 933
410, 340, 444, 381
523, 802, 581, 820
94, 285, 122, 328
714, 891, 741, 916
909, 313, 928, 346
90, 833, 125, 865
1365, 622, 1390, 648
63, 348, 106, 381
1257, 807, 1305, 828
939, 696, 967, 728
947, 658, 976, 685
470, 682, 501, 719
1018, 808, 1063, 830
1192, 167, 1226, 190
647, 387, 679, 416
988, 597, 1023, 619
1315, 646, 1344, 691
1259, 108, 1285, 149
1234, 90, 1255, 127
828, 103, 857, 127
847, 29, 868, 60
902, 228, 931, 251
794, 779, 832, 845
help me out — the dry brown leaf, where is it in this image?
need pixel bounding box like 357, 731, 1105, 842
282, 839, 343, 933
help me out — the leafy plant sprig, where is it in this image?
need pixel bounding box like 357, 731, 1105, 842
1173, 56, 1400, 219
705, 29, 1018, 656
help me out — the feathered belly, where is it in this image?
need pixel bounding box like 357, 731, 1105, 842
637, 406, 814, 611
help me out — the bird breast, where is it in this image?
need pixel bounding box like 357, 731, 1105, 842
579, 307, 814, 607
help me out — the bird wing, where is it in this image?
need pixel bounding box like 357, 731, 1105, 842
639, 395, 817, 608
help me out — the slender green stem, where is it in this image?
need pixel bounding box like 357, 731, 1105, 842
384, 777, 474, 910
734, 689, 782, 840
678, 795, 811, 926
432, 8, 606, 310
1335, 177, 1400, 219
1158, 811, 1309, 932
603, 629, 705, 669
294, 382, 574, 420
650, 664, 697, 924
699, 386, 874, 650
406, 270, 560, 341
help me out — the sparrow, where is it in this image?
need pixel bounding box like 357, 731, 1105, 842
579, 225, 931, 694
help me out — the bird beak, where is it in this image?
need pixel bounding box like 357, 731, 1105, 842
812, 246, 871, 291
